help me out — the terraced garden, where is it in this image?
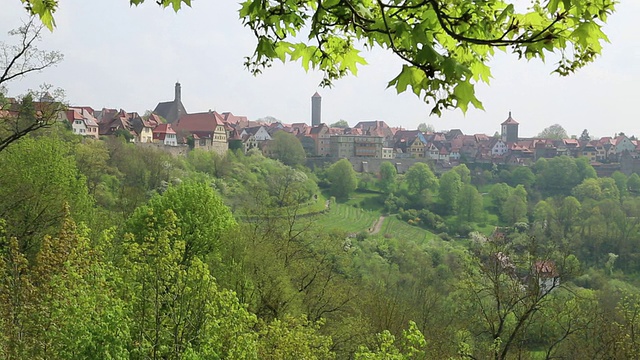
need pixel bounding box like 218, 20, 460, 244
313, 203, 380, 233
380, 215, 436, 243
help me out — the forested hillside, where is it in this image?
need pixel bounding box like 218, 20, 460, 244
3, 124, 640, 359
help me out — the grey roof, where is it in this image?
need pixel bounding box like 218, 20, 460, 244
153, 100, 186, 124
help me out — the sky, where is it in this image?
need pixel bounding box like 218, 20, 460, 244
1, 0, 638, 138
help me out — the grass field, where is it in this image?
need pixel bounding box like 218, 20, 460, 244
380, 216, 436, 243
313, 203, 381, 233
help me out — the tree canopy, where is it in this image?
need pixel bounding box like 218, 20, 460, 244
19, 0, 615, 115
537, 124, 569, 140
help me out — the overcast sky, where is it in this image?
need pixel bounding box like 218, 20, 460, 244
1, 1, 638, 138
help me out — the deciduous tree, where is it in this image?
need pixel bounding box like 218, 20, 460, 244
21, 0, 615, 115
328, 158, 357, 200
1, 18, 64, 152
378, 161, 397, 194
405, 162, 438, 195
270, 131, 306, 167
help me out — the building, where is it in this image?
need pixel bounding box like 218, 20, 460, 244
152, 123, 178, 146
311, 92, 321, 126
153, 82, 187, 123
501, 112, 519, 143
174, 111, 228, 155
330, 134, 384, 158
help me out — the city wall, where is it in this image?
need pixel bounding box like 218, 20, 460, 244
306, 157, 437, 174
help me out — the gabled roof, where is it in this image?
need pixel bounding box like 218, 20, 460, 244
153, 123, 176, 135
501, 112, 519, 125
174, 111, 226, 135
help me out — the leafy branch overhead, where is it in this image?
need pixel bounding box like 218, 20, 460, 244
21, 0, 615, 115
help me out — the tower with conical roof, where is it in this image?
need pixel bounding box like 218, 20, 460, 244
501, 112, 519, 143
311, 92, 321, 126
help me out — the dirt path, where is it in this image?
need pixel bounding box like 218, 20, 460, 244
369, 215, 387, 234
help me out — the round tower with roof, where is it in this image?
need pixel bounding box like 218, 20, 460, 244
311, 92, 321, 126
501, 112, 519, 143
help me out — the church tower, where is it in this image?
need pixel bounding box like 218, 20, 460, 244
501, 112, 519, 143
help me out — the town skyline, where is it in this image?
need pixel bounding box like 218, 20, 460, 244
1, 0, 638, 139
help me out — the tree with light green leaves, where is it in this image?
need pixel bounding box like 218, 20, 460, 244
438, 170, 462, 215
22, 0, 614, 115
124, 181, 236, 264
270, 131, 306, 167
0, 136, 93, 256
537, 124, 569, 140
328, 158, 358, 200
405, 162, 438, 195
378, 161, 397, 194
456, 184, 483, 223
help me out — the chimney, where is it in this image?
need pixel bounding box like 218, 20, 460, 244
175, 82, 181, 102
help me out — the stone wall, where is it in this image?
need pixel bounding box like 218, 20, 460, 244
306, 156, 437, 174
136, 142, 190, 156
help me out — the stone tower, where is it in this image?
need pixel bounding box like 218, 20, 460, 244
501, 112, 519, 143
311, 92, 321, 126
175, 82, 181, 102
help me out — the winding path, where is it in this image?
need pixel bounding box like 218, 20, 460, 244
369, 215, 387, 234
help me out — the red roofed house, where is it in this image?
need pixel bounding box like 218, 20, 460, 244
67, 107, 99, 139
173, 111, 228, 155
153, 123, 177, 146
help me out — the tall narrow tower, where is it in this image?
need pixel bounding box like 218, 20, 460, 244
175, 82, 182, 102
501, 111, 519, 143
311, 92, 322, 126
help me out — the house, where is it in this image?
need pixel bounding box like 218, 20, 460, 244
152, 123, 178, 146
489, 138, 508, 156
98, 109, 136, 139
174, 111, 228, 155
330, 134, 384, 158
533, 260, 560, 295
153, 82, 187, 123
353, 120, 395, 146
130, 115, 156, 143
66, 107, 99, 139
393, 130, 427, 158
241, 126, 272, 142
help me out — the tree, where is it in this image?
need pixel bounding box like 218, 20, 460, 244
330, 119, 349, 128
489, 183, 512, 210
378, 161, 397, 194
452, 164, 471, 184
509, 166, 535, 188
23, 1, 614, 115
1, 18, 64, 153
417, 123, 435, 133
0, 211, 129, 359
270, 131, 306, 167
122, 209, 257, 359
501, 191, 527, 225
537, 124, 569, 140
579, 129, 591, 142
405, 162, 438, 195
536, 156, 580, 196
628, 173, 640, 195
439, 170, 462, 215
612, 171, 628, 199
457, 184, 483, 223
124, 181, 236, 264
328, 158, 357, 200
0, 136, 93, 256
